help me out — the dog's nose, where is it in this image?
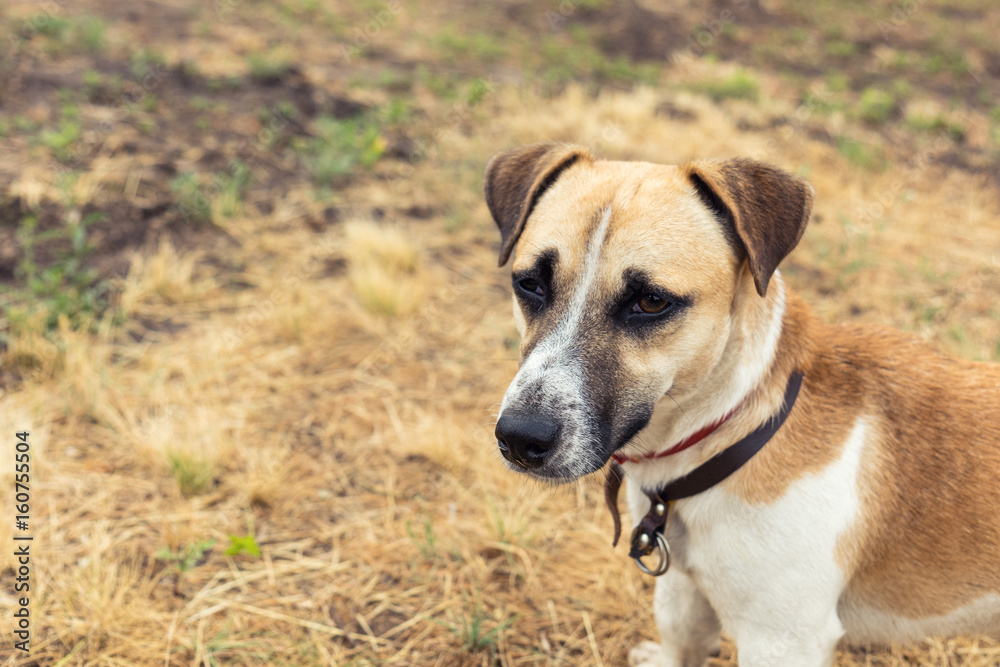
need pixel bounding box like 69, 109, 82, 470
495, 412, 559, 469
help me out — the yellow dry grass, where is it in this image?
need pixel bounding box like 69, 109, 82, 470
345, 220, 424, 317
2, 74, 1000, 667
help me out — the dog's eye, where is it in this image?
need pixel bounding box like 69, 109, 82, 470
517, 278, 545, 298
634, 294, 670, 314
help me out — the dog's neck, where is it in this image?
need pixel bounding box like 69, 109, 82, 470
621, 269, 793, 488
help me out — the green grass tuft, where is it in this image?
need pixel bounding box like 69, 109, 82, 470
698, 69, 760, 102
856, 87, 896, 125
166, 450, 216, 496
836, 135, 886, 172
2, 211, 112, 336
77, 16, 107, 52
247, 51, 294, 83
301, 116, 385, 185
170, 172, 213, 224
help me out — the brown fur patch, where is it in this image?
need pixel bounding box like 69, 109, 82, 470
683, 159, 814, 297
483, 143, 593, 266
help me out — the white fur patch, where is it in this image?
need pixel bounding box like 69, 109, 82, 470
840, 593, 1000, 643
499, 207, 613, 476
627, 416, 871, 665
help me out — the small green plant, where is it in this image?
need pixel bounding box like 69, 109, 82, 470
856, 87, 895, 125
465, 78, 491, 107
13, 116, 38, 132
170, 172, 212, 224
921, 51, 970, 77
207, 75, 245, 92
375, 68, 414, 93
31, 16, 72, 40
905, 113, 965, 141
3, 211, 111, 335
166, 450, 215, 496
439, 600, 517, 654
275, 100, 296, 119
406, 518, 437, 559
836, 135, 886, 172
433, 28, 507, 64
697, 69, 760, 102
302, 115, 385, 185
211, 161, 253, 219
826, 72, 849, 92
40, 104, 82, 162
247, 51, 293, 83
131, 48, 167, 80
191, 624, 272, 666
379, 97, 413, 126
77, 16, 106, 52
156, 539, 215, 596
225, 532, 261, 557
825, 40, 856, 58
538, 37, 659, 87
83, 69, 103, 99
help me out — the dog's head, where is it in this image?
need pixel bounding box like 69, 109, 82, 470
485, 143, 814, 481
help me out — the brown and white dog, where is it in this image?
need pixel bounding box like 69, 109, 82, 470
484, 143, 1000, 666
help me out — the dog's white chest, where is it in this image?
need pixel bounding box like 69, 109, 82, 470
626, 417, 869, 639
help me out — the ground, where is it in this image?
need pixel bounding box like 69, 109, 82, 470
1, 0, 999, 665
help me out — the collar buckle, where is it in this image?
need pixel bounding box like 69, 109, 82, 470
628, 497, 672, 576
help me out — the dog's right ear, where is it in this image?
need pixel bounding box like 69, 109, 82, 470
484, 143, 592, 266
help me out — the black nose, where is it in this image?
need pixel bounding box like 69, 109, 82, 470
495, 412, 559, 469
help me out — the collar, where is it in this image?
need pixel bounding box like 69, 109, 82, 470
611, 402, 743, 465
604, 371, 804, 575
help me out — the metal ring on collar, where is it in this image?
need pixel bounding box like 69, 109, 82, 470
633, 532, 670, 576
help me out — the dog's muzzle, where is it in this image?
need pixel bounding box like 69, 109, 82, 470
495, 411, 560, 469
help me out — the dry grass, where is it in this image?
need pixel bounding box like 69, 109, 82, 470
345, 220, 424, 317
1, 6, 1000, 665
3, 76, 1000, 665
119, 239, 218, 313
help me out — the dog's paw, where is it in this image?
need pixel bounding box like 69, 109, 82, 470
628, 641, 665, 667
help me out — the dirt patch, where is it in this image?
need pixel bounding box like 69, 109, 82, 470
0, 48, 377, 297
0, 195, 228, 286
579, 2, 687, 62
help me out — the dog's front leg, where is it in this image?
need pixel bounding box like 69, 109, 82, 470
728, 610, 842, 667
629, 567, 722, 667
626, 481, 721, 667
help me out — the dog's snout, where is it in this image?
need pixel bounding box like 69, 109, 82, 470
495, 412, 560, 469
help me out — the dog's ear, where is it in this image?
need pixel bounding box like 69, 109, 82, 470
683, 158, 814, 297
484, 143, 592, 266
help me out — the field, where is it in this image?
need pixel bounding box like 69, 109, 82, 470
1, 0, 1000, 665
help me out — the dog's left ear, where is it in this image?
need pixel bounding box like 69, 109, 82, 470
484, 142, 593, 266
683, 158, 814, 297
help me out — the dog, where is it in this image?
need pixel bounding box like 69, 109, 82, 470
484, 142, 1000, 666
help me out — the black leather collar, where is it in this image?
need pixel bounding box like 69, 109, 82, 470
604, 371, 804, 568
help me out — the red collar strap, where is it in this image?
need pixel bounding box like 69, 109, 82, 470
611, 402, 743, 465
